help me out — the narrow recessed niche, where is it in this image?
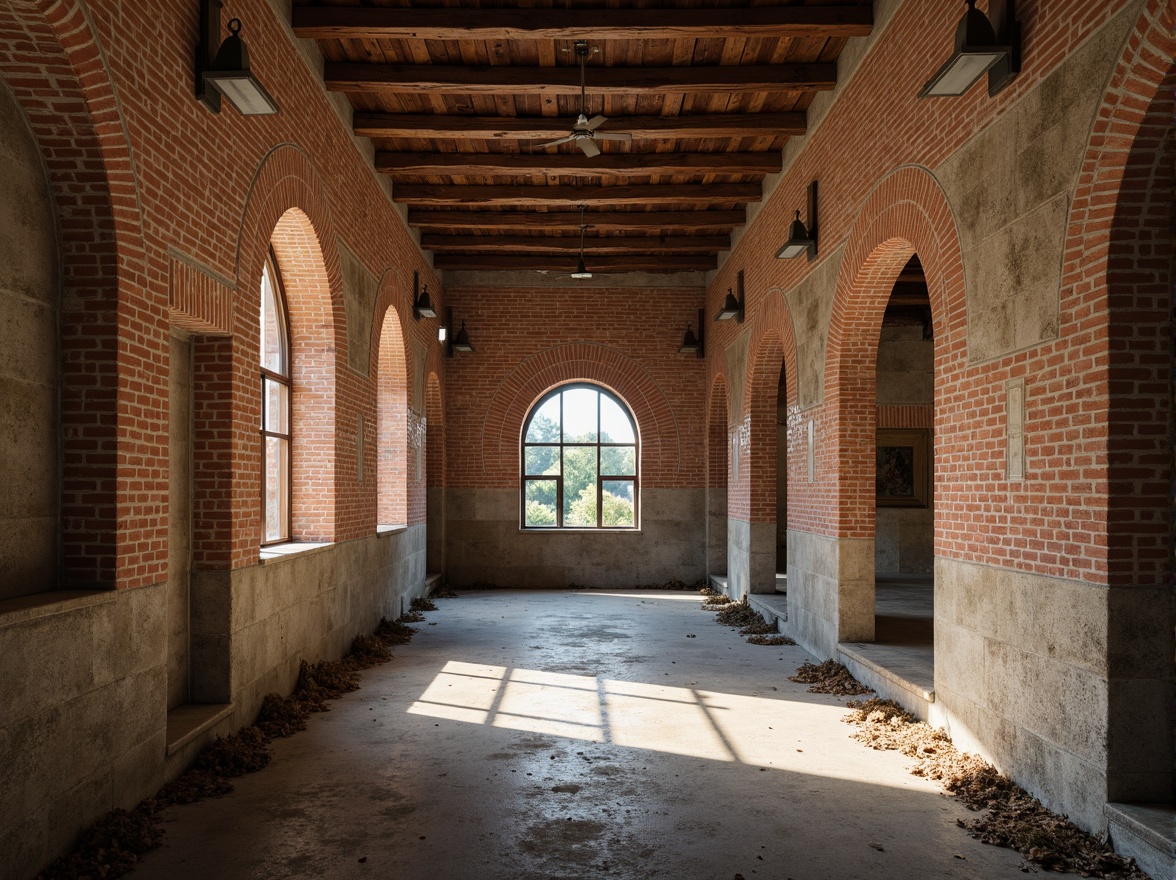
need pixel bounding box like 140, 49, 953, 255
1006, 378, 1025, 481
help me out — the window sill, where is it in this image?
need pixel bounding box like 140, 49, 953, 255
518, 528, 642, 534
259, 542, 333, 564
0, 588, 118, 630
377, 523, 408, 536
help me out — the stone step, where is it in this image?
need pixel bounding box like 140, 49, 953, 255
1106, 802, 1175, 880
836, 642, 935, 721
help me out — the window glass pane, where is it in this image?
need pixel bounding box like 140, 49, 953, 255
563, 446, 597, 526
260, 262, 287, 375
600, 446, 635, 476
264, 377, 289, 434
524, 480, 558, 527
525, 445, 560, 476
525, 395, 561, 442
264, 436, 289, 542
562, 387, 598, 442
600, 394, 635, 443
602, 480, 635, 527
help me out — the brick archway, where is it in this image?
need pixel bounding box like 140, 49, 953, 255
822, 164, 967, 640
0, 0, 151, 589
706, 372, 729, 579
735, 291, 800, 595
372, 273, 410, 528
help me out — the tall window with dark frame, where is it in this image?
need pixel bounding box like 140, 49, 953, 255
522, 384, 638, 529
260, 252, 291, 544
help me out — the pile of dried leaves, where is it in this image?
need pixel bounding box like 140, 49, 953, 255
434, 586, 460, 598
411, 596, 438, 612
715, 599, 767, 629
703, 594, 733, 606
788, 660, 874, 696
746, 634, 796, 646
37, 606, 430, 880
37, 803, 165, 880
845, 699, 1149, 879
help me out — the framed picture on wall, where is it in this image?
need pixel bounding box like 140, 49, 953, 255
875, 428, 929, 508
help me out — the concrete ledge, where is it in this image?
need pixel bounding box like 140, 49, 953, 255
166, 703, 235, 756
425, 572, 442, 592
837, 642, 935, 720
0, 588, 118, 630
709, 575, 728, 593
1106, 802, 1175, 880
747, 593, 788, 626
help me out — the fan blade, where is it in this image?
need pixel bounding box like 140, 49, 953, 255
577, 137, 601, 158
533, 134, 576, 149
585, 114, 608, 131
594, 132, 632, 142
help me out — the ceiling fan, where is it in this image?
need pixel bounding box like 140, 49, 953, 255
534, 41, 631, 158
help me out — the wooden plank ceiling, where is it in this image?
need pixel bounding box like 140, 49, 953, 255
292, 1, 873, 275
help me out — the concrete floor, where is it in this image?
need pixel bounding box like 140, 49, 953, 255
135, 590, 1067, 880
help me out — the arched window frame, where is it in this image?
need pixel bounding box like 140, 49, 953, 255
520, 383, 639, 530
260, 247, 292, 545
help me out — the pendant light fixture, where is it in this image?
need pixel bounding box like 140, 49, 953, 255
571, 205, 593, 280
196, 0, 279, 116
919, 0, 1021, 98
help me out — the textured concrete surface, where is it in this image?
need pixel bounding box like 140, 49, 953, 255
134, 590, 1055, 880
0, 75, 58, 600
447, 488, 706, 588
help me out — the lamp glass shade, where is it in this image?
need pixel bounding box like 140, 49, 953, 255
437, 326, 448, 343
570, 257, 593, 280
919, 2, 1007, 98
714, 290, 742, 321
679, 325, 701, 353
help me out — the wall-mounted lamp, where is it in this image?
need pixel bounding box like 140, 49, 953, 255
714, 270, 745, 323
919, 0, 1021, 99
412, 271, 437, 319
680, 309, 705, 358
776, 181, 818, 261
446, 307, 473, 356
196, 0, 279, 116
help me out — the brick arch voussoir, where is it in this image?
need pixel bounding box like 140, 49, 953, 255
822, 165, 966, 536
237, 145, 346, 365
482, 344, 679, 485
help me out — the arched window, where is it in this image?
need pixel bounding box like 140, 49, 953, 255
521, 384, 638, 529
260, 250, 291, 544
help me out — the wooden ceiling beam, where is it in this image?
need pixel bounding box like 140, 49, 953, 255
393, 183, 761, 207
355, 112, 808, 141
293, 7, 873, 41
407, 209, 745, 231
325, 62, 837, 95
377, 152, 781, 177
421, 234, 730, 254
433, 254, 717, 273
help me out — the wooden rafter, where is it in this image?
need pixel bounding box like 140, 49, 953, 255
377, 152, 782, 177
406, 209, 745, 231
324, 63, 837, 96
421, 234, 730, 254
392, 183, 762, 206
293, 6, 873, 41
433, 254, 717, 273
354, 113, 808, 141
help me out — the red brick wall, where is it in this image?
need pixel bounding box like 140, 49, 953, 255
444, 285, 705, 492
707, 0, 1171, 588
0, 0, 442, 584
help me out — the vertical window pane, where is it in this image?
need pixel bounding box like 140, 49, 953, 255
524, 480, 558, 527
260, 262, 287, 375
525, 396, 561, 442
264, 377, 289, 434
563, 446, 597, 526
600, 446, 635, 476
602, 480, 635, 527
525, 445, 560, 476
562, 388, 598, 442
600, 395, 635, 443
264, 436, 289, 542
